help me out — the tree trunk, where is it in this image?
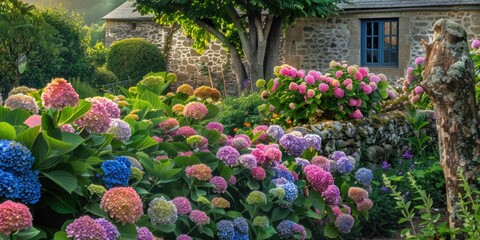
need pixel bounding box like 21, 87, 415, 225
420, 19, 480, 229
227, 44, 247, 95
264, 16, 282, 81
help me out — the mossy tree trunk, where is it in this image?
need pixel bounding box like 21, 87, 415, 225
420, 19, 480, 229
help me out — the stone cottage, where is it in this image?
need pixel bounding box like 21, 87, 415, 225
103, 0, 480, 93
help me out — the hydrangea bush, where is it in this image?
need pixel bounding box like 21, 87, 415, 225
258, 61, 391, 125
0, 74, 374, 239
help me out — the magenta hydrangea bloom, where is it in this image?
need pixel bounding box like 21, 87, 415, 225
210, 176, 228, 193
239, 154, 257, 169
358, 67, 369, 77
318, 83, 329, 92
362, 84, 373, 94
189, 210, 210, 226
253, 125, 269, 143
92, 97, 120, 118
251, 166, 266, 180
228, 175, 237, 185
172, 197, 192, 216
94, 218, 119, 240
0, 201, 33, 236
297, 70, 305, 78
292, 223, 307, 240
108, 118, 132, 141
183, 102, 208, 119
216, 146, 240, 166
308, 70, 322, 80
333, 88, 344, 98
322, 185, 340, 205
41, 78, 79, 110
66, 216, 107, 240
369, 75, 380, 83
472, 39, 480, 49
206, 122, 224, 132
75, 98, 111, 134
415, 56, 425, 65
348, 98, 362, 107
335, 213, 355, 234
177, 234, 193, 240
4, 94, 39, 114
298, 84, 307, 94
289, 82, 299, 91
263, 147, 282, 166
349, 109, 364, 119
136, 227, 154, 240
305, 75, 315, 85
176, 126, 197, 138
304, 165, 334, 193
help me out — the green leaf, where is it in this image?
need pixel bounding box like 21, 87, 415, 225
271, 207, 291, 222
53, 231, 69, 240
139, 89, 163, 110
323, 222, 339, 238
57, 100, 92, 125
15, 126, 40, 149
11, 227, 41, 240
0, 122, 16, 140
46, 192, 77, 214
225, 211, 243, 218
203, 104, 220, 120
42, 170, 78, 193
84, 203, 108, 218
377, 81, 389, 99
310, 191, 326, 214
173, 155, 201, 168
117, 224, 138, 239
2, 108, 31, 125
247, 179, 260, 190
130, 136, 158, 151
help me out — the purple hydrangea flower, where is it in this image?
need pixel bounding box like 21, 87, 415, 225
136, 227, 154, 240
66, 216, 107, 240
277, 220, 294, 239
279, 134, 308, 157
355, 168, 373, 186
402, 150, 413, 160
331, 151, 347, 161
239, 154, 257, 169
336, 157, 353, 174
216, 146, 240, 166
335, 213, 354, 234
210, 176, 228, 193
322, 184, 340, 205
304, 134, 322, 151
266, 125, 284, 140
205, 122, 224, 132
94, 218, 119, 240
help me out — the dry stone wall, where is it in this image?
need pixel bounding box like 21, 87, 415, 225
105, 20, 238, 96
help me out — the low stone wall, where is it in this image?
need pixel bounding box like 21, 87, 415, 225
292, 110, 438, 163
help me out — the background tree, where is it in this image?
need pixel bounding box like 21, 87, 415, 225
135, 0, 345, 93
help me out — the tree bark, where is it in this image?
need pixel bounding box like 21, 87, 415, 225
420, 19, 480, 229
264, 16, 282, 81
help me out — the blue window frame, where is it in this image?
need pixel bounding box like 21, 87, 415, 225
361, 19, 399, 67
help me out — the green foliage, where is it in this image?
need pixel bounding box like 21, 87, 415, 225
87, 23, 105, 47
93, 67, 119, 88
69, 78, 99, 98
405, 106, 432, 159
456, 168, 480, 239
217, 94, 264, 135
259, 62, 390, 125
106, 38, 166, 84
88, 41, 107, 67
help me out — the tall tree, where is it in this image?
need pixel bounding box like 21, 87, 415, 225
421, 19, 480, 229
135, 0, 344, 93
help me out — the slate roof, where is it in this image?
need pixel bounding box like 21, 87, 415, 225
103, 0, 480, 20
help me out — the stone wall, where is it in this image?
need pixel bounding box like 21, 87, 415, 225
292, 110, 438, 164
284, 9, 480, 83
105, 20, 239, 96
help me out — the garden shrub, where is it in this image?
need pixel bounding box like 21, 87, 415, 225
88, 41, 108, 68
217, 93, 264, 135
258, 61, 392, 125
93, 67, 119, 87
106, 38, 166, 84
70, 78, 100, 98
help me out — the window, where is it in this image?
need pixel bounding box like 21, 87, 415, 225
361, 19, 398, 67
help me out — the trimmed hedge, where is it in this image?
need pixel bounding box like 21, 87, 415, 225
106, 38, 166, 84
94, 67, 119, 87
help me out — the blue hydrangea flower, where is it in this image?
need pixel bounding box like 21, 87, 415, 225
233, 217, 248, 234
17, 170, 42, 204
233, 232, 248, 240
304, 134, 322, 151
102, 158, 131, 189
217, 220, 235, 240
336, 157, 353, 174
0, 169, 19, 199
0, 140, 35, 174
114, 156, 131, 168
280, 182, 298, 203
355, 168, 373, 185
276, 220, 294, 239
272, 167, 294, 183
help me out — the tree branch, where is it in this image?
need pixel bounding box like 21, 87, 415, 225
226, 4, 253, 58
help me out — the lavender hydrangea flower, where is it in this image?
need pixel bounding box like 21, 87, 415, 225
94, 218, 119, 240
66, 216, 107, 240
217, 220, 235, 240
304, 134, 322, 151
266, 125, 284, 140
331, 151, 347, 161
136, 227, 154, 240
335, 213, 354, 234
279, 134, 308, 157
108, 118, 132, 141
355, 168, 373, 185
216, 146, 240, 166
239, 154, 257, 169
276, 220, 294, 239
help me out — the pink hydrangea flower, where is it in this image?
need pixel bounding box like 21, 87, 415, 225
334, 88, 344, 98
347, 66, 357, 75
304, 165, 334, 193
311, 156, 330, 171
264, 147, 282, 166
206, 122, 224, 132
176, 126, 197, 138
308, 70, 322, 80
415, 57, 425, 65
354, 72, 363, 80
369, 75, 380, 83
471, 39, 480, 49
189, 210, 210, 226
318, 83, 329, 92
298, 83, 307, 94
358, 67, 369, 77
158, 118, 179, 132
343, 79, 352, 86
210, 176, 228, 193
91, 97, 120, 118
216, 146, 240, 166
279, 67, 291, 77
100, 187, 143, 224
356, 198, 373, 211
60, 124, 75, 133
228, 175, 237, 185
288, 82, 299, 91
251, 166, 266, 180
271, 78, 280, 92
66, 216, 107, 240
177, 234, 193, 240
183, 102, 208, 119
289, 103, 295, 109
0, 201, 33, 236
172, 197, 192, 216
414, 86, 424, 95
330, 79, 340, 88
362, 84, 373, 94
252, 125, 269, 143
305, 75, 315, 85
41, 78, 79, 110
335, 70, 343, 78
185, 164, 212, 181
74, 98, 111, 134
349, 109, 363, 119
307, 89, 315, 98
348, 187, 369, 202
296, 70, 305, 78
348, 99, 362, 107
345, 84, 353, 91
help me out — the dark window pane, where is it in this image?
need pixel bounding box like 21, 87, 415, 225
366, 51, 372, 63
372, 50, 378, 63
373, 37, 379, 49
384, 50, 391, 63
366, 22, 372, 36
367, 38, 372, 49
391, 51, 397, 62
373, 22, 379, 35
